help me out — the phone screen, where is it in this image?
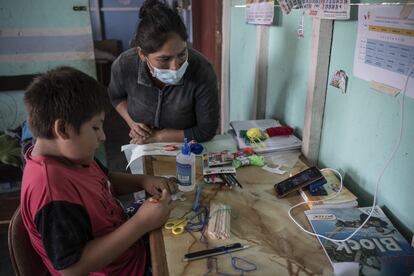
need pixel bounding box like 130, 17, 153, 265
275, 167, 323, 196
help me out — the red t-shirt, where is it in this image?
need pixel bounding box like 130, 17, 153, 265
20, 146, 146, 275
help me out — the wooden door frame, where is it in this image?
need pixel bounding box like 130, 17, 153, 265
191, 0, 224, 132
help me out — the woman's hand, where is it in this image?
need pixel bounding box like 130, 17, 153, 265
130, 136, 147, 144
129, 122, 152, 142
142, 176, 178, 196
130, 129, 163, 144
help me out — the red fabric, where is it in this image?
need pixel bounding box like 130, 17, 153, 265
266, 127, 294, 136
20, 146, 146, 276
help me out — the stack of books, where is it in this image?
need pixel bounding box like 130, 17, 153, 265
299, 170, 358, 209
230, 119, 302, 154
305, 206, 414, 275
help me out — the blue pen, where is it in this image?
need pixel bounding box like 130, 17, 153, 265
192, 184, 202, 211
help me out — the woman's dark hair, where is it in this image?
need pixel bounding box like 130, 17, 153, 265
134, 0, 188, 54
24, 66, 110, 139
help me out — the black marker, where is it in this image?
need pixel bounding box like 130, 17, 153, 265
183, 243, 249, 261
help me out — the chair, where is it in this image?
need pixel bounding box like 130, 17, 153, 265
8, 206, 50, 276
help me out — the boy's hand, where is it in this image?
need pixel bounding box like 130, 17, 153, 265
143, 176, 178, 196
135, 189, 175, 230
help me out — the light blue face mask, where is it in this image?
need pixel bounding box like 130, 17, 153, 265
147, 59, 189, 85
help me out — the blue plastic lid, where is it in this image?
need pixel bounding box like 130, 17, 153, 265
190, 143, 204, 155
181, 138, 191, 155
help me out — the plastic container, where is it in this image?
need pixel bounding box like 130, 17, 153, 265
176, 138, 196, 192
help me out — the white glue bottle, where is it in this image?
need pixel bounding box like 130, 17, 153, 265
176, 138, 196, 192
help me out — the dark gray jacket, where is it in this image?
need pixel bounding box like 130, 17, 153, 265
108, 47, 219, 142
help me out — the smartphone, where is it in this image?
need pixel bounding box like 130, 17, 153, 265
274, 166, 324, 198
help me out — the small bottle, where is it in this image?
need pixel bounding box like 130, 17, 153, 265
176, 138, 196, 192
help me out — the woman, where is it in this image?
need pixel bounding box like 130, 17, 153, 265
108, 0, 219, 144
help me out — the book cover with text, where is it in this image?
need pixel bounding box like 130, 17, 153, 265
306, 206, 414, 276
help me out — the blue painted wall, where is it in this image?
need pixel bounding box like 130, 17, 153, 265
89, 0, 144, 51
229, 1, 257, 121
0, 0, 96, 132
89, 0, 193, 52
230, 0, 312, 137
319, 2, 414, 238
0, 0, 106, 162
266, 10, 312, 138
229, 0, 414, 239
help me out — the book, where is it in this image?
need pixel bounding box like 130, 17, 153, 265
202, 153, 241, 188
305, 206, 414, 276
206, 151, 233, 167
230, 119, 302, 154
202, 153, 236, 176
299, 170, 358, 209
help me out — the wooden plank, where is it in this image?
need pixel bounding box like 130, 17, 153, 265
149, 228, 169, 276
144, 156, 169, 276
302, 18, 333, 165
253, 25, 269, 119
220, 0, 231, 132
93, 0, 104, 40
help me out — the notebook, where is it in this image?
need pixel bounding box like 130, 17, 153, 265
230, 119, 302, 154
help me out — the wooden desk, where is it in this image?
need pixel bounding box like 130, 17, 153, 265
144, 155, 333, 275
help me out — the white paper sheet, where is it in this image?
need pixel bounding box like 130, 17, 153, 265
121, 143, 181, 170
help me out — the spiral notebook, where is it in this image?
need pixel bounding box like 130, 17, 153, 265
230, 119, 302, 154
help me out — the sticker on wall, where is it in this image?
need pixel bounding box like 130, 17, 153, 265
329, 70, 348, 93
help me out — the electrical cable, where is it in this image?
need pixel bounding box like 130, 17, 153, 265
288, 63, 414, 243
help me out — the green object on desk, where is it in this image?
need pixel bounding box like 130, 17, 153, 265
233, 155, 265, 169
249, 155, 265, 166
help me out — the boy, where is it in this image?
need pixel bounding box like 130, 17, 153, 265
21, 66, 177, 275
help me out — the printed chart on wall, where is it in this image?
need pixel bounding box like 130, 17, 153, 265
245, 0, 275, 25
354, 6, 414, 98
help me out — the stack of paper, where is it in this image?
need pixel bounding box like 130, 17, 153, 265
299, 170, 358, 209
230, 119, 302, 154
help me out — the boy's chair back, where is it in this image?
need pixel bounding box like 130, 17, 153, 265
8, 206, 50, 276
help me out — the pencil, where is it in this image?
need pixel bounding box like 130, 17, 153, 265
221, 174, 232, 188
229, 174, 243, 189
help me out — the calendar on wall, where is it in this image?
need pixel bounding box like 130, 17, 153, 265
278, 0, 350, 19
245, 0, 275, 25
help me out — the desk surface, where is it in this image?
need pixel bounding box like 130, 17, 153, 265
144, 155, 332, 276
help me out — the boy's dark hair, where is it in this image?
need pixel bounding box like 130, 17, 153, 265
24, 66, 109, 139
134, 0, 188, 54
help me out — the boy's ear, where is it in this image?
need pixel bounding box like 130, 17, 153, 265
53, 119, 70, 140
